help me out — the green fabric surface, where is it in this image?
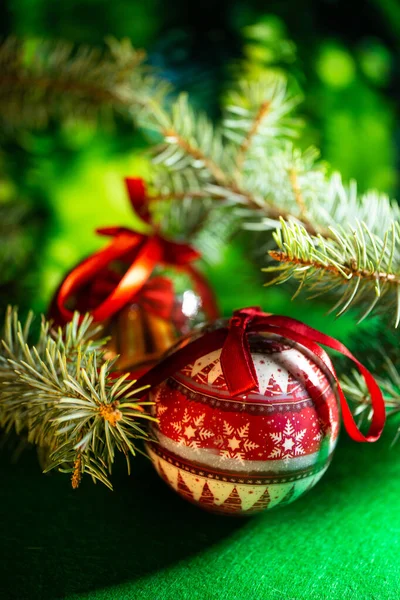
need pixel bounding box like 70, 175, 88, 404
1, 423, 399, 600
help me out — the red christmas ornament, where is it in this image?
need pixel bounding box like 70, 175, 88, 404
49, 178, 219, 376
137, 308, 385, 515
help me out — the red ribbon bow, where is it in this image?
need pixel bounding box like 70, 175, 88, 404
137, 276, 175, 320
125, 177, 152, 224
85, 273, 175, 320
136, 307, 386, 443
54, 178, 219, 323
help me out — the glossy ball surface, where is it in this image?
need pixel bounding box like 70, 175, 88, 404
146, 331, 340, 515
50, 262, 210, 377
104, 269, 206, 374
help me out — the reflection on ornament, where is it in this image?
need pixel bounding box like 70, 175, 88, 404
50, 256, 218, 377
181, 290, 201, 318
49, 177, 219, 378
104, 280, 207, 373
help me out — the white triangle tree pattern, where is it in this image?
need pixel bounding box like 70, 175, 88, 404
190, 349, 223, 385
268, 418, 306, 462
253, 348, 324, 395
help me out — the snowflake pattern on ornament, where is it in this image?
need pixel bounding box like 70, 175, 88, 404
171, 408, 214, 450
215, 421, 260, 462
268, 419, 307, 462
156, 402, 168, 417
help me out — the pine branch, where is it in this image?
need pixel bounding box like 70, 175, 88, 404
223, 75, 301, 171
302, 174, 400, 237
265, 218, 400, 325
0, 37, 169, 131
147, 80, 323, 239
0, 38, 324, 237
235, 99, 271, 170
0, 308, 155, 489
145, 72, 400, 323
151, 75, 299, 189
150, 93, 234, 188
3, 36, 399, 322
288, 167, 307, 220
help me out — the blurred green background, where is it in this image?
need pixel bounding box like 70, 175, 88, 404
0, 0, 399, 345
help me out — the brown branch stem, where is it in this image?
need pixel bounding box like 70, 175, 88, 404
269, 251, 400, 285
235, 100, 270, 171
71, 454, 82, 489
162, 129, 229, 186
158, 127, 327, 237
149, 191, 213, 202
288, 168, 307, 219
0, 74, 129, 107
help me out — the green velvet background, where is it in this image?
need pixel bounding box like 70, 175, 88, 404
1, 424, 399, 600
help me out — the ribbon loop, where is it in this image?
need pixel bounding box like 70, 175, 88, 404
54, 178, 219, 324
56, 230, 219, 323
221, 307, 261, 395
125, 177, 152, 224
137, 276, 175, 320
229, 306, 259, 330
136, 306, 386, 444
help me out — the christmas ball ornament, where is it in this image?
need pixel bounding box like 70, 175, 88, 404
49, 178, 218, 376
146, 329, 339, 514
103, 268, 212, 373
138, 308, 385, 515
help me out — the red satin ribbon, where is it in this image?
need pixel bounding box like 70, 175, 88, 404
55, 177, 219, 323
136, 306, 385, 443
125, 177, 151, 224
137, 276, 175, 320
56, 231, 219, 322
83, 274, 175, 320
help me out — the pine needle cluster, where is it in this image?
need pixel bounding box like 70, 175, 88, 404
143, 78, 400, 324
0, 308, 155, 489
0, 37, 169, 131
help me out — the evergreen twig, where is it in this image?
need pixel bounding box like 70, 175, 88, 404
265, 219, 400, 325
0, 308, 156, 489
0, 37, 169, 131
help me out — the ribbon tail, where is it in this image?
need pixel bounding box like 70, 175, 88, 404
56, 234, 142, 322
220, 321, 259, 396
91, 236, 163, 321
259, 317, 386, 443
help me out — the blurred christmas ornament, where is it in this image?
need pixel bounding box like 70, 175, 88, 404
50, 178, 219, 376
137, 307, 385, 515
